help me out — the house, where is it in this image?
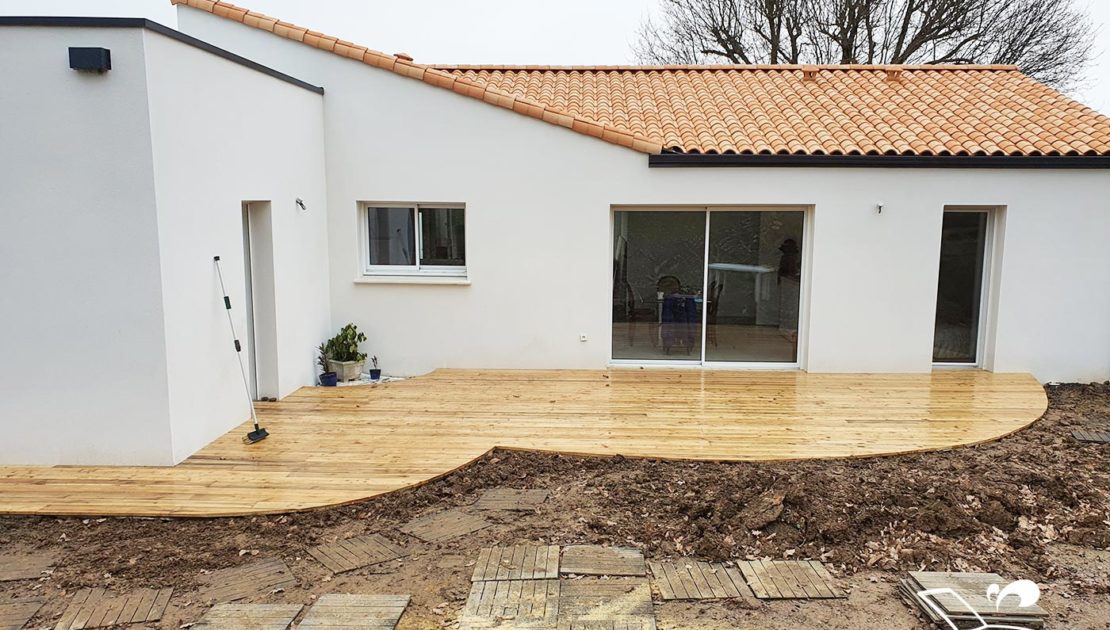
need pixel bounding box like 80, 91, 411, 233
1, 0, 1108, 467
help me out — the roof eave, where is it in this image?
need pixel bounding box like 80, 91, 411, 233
0, 15, 323, 94
649, 153, 1110, 169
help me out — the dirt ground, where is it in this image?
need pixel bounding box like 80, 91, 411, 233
1, 382, 1108, 629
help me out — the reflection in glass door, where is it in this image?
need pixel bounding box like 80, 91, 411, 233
705, 210, 804, 363
933, 210, 989, 364
612, 208, 805, 364
612, 211, 706, 361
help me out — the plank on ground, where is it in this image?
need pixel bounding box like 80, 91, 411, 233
0, 598, 45, 630
308, 533, 408, 574
561, 546, 646, 577
192, 603, 303, 630
53, 587, 172, 630
399, 508, 491, 543
473, 545, 560, 582
196, 558, 295, 603
648, 560, 753, 600
297, 594, 410, 629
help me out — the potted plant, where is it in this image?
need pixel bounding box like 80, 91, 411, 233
325, 323, 368, 382
317, 343, 337, 387
368, 356, 381, 381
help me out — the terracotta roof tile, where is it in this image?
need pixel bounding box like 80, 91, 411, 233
169, 0, 664, 155
173, 0, 1110, 158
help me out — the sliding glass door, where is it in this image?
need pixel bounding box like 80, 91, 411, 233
612, 208, 805, 365
706, 210, 804, 363
612, 211, 706, 361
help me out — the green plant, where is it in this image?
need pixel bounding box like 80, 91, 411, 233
325, 323, 368, 363
316, 343, 332, 374
370, 355, 379, 369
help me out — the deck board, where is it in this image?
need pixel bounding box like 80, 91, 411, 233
0, 369, 1046, 517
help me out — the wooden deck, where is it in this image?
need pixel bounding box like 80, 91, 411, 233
0, 369, 1047, 518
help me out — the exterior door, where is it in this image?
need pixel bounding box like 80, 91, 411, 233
612, 208, 805, 366
933, 209, 990, 365
611, 210, 706, 362
705, 209, 804, 364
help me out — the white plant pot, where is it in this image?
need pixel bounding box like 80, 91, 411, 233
327, 359, 364, 382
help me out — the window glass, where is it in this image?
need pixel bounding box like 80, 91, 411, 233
705, 210, 804, 362
612, 211, 706, 361
933, 211, 988, 363
367, 207, 415, 266
419, 207, 466, 267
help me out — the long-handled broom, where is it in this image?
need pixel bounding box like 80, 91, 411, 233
214, 256, 269, 444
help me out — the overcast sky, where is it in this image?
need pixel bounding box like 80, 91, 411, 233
2, 0, 1107, 113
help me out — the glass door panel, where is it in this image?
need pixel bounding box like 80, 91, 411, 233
612, 211, 706, 361
933, 210, 988, 363
705, 210, 804, 363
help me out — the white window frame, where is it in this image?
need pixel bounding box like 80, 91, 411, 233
360, 202, 467, 278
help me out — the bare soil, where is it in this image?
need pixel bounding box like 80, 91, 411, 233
1, 382, 1107, 629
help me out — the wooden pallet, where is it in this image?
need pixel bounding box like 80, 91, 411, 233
474, 489, 551, 512
909, 571, 1047, 618
298, 594, 410, 629
736, 560, 843, 599
897, 579, 1045, 629
0, 598, 45, 630
473, 545, 561, 582
556, 579, 655, 630
0, 550, 56, 582
308, 533, 408, 574
54, 587, 173, 629
196, 558, 296, 603
647, 560, 753, 600
561, 546, 646, 577
1072, 428, 1110, 443
460, 579, 560, 629
192, 603, 303, 630
399, 508, 491, 543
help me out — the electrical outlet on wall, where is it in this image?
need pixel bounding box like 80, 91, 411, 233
579, 334, 588, 342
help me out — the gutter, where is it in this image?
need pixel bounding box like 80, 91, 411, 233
649, 153, 1110, 169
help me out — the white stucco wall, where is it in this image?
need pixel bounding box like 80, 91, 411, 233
141, 29, 329, 462
180, 7, 1110, 384
0, 27, 172, 464
0, 23, 329, 465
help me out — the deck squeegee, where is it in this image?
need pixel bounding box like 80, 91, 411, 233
213, 256, 269, 444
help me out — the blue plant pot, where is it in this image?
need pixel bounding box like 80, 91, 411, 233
320, 372, 338, 387
369, 368, 382, 381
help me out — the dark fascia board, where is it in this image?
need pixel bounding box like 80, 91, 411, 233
650, 153, 1110, 169
0, 16, 324, 95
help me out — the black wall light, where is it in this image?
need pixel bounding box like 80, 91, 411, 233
69, 47, 111, 73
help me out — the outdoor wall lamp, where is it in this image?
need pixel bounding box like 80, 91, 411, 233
69, 47, 111, 73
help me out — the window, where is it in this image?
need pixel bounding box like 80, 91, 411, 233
363, 204, 466, 276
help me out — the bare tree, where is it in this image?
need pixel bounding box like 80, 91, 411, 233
633, 0, 1094, 90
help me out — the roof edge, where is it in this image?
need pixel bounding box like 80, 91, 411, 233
650, 153, 1110, 169
433, 63, 1021, 72
0, 15, 323, 94
171, 0, 664, 154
